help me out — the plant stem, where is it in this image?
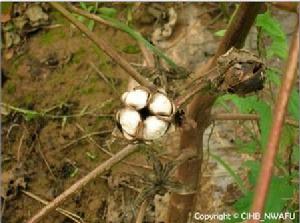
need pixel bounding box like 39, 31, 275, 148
168, 3, 264, 222
21, 190, 84, 223
50, 2, 156, 91
135, 199, 149, 223
249, 18, 299, 222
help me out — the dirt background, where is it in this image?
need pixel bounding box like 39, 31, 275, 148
1, 3, 298, 223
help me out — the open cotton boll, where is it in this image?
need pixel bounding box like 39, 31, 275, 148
121, 89, 149, 110
149, 93, 173, 116
118, 108, 141, 137
143, 116, 169, 140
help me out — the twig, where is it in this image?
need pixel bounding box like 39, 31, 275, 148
272, 2, 298, 13
74, 123, 152, 170
249, 17, 299, 222
211, 113, 299, 128
89, 62, 118, 95
50, 2, 156, 91
135, 199, 149, 223
17, 130, 26, 163
60, 130, 112, 151
1, 102, 113, 120
22, 190, 84, 223
67, 3, 113, 27
138, 41, 155, 68
35, 135, 57, 179
27, 144, 140, 223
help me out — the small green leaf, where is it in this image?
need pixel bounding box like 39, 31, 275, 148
79, 2, 88, 10
214, 29, 226, 37
98, 7, 117, 18
87, 20, 95, 31
236, 140, 258, 154
122, 44, 140, 54
70, 167, 78, 177
62, 116, 67, 129
23, 112, 39, 121
77, 15, 85, 23
86, 152, 96, 160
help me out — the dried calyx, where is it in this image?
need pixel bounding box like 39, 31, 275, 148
117, 87, 175, 141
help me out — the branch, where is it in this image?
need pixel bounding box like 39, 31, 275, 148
22, 190, 84, 223
168, 3, 264, 222
27, 144, 139, 223
249, 18, 299, 222
211, 113, 298, 128
272, 2, 298, 13
50, 2, 156, 91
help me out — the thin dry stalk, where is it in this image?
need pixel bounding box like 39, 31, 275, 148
27, 144, 139, 223
16, 130, 26, 162
74, 124, 152, 170
60, 130, 111, 151
22, 190, 84, 223
211, 113, 298, 127
50, 2, 156, 91
89, 62, 118, 94
249, 19, 299, 222
135, 199, 149, 223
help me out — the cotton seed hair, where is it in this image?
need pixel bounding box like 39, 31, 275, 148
117, 87, 175, 141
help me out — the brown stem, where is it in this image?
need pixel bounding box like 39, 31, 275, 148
211, 113, 298, 127
50, 2, 156, 91
21, 190, 83, 223
249, 19, 299, 222
213, 3, 264, 64
27, 144, 139, 223
135, 199, 149, 223
167, 3, 264, 223
272, 2, 299, 13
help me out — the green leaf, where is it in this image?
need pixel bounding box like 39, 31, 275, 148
243, 160, 260, 185
235, 140, 258, 154
256, 11, 286, 41
267, 39, 288, 59
79, 2, 88, 10
214, 29, 226, 37
266, 69, 299, 120
231, 164, 295, 223
87, 20, 95, 31
98, 7, 117, 18
256, 11, 288, 59
24, 112, 39, 121
122, 44, 140, 54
